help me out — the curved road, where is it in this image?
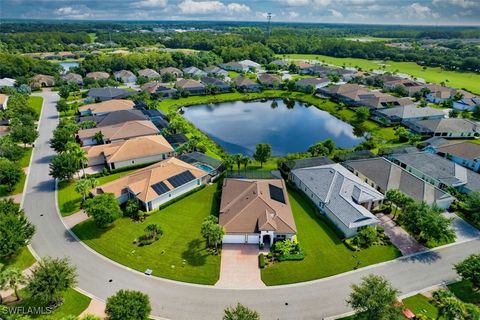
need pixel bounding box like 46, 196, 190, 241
23, 90, 480, 320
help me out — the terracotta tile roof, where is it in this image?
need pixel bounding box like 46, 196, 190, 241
92, 157, 206, 203
77, 120, 159, 141
82, 135, 173, 163
85, 71, 110, 80
78, 99, 135, 114
219, 179, 296, 234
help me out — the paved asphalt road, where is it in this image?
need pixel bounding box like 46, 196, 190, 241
23, 90, 480, 320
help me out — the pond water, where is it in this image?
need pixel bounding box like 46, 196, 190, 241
182, 99, 364, 156
58, 61, 79, 73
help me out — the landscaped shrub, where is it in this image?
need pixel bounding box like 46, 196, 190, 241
273, 239, 305, 262
258, 254, 265, 269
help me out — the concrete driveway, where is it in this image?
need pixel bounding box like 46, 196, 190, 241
444, 211, 480, 243
216, 244, 266, 289
377, 213, 427, 256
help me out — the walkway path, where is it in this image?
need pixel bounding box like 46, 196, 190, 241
216, 244, 265, 289
63, 210, 89, 229
377, 213, 426, 256
21, 90, 480, 320
444, 211, 480, 243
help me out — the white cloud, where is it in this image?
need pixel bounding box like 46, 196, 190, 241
278, 0, 311, 6
54, 6, 92, 19
289, 11, 300, 18
135, 0, 168, 8
329, 9, 343, 17
313, 0, 332, 6
178, 0, 250, 15
432, 0, 477, 9
227, 3, 251, 13
408, 2, 439, 18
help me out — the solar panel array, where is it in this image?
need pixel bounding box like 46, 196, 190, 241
152, 181, 170, 195
269, 184, 286, 204
167, 170, 196, 188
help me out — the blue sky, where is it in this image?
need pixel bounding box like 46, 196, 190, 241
1, 0, 479, 25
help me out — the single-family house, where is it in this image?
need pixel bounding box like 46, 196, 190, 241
425, 141, 480, 172
296, 62, 313, 74
87, 87, 133, 101
219, 178, 296, 246
114, 70, 137, 84
200, 77, 231, 92
405, 118, 480, 138
182, 67, 207, 78
159, 67, 183, 78
0, 78, 16, 87
269, 60, 288, 68
295, 77, 330, 91
372, 105, 445, 125
308, 65, 333, 76
79, 109, 148, 127
221, 62, 249, 73
388, 152, 480, 193
85, 71, 110, 80
357, 92, 415, 110
31, 74, 55, 88
343, 157, 454, 209
257, 73, 282, 88
78, 99, 135, 117
203, 66, 228, 78
137, 68, 160, 79
232, 76, 260, 92
175, 79, 206, 95
77, 120, 160, 146
383, 79, 425, 96
319, 84, 370, 103
425, 85, 479, 111
0, 94, 8, 110
82, 135, 174, 169
165, 133, 189, 148
91, 157, 209, 211
141, 81, 177, 98
238, 60, 261, 71
62, 73, 83, 85
331, 68, 356, 81
291, 164, 384, 238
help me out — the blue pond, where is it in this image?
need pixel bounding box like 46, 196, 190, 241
58, 61, 79, 73
182, 99, 364, 156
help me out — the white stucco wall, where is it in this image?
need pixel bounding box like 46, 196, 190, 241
109, 152, 171, 170
146, 177, 204, 211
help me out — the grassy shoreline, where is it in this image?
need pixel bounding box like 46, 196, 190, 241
279, 53, 480, 94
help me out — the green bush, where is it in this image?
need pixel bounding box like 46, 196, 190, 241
258, 254, 265, 269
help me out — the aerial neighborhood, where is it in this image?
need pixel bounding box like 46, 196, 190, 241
0, 15, 480, 320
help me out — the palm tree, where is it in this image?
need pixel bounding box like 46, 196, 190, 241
0, 267, 26, 301
232, 153, 242, 171
75, 177, 98, 204
93, 131, 104, 145
65, 142, 88, 178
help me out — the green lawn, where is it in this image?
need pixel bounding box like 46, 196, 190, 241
72, 183, 221, 284
0, 247, 36, 270
0, 171, 26, 196
261, 188, 401, 285
402, 294, 439, 319
280, 54, 480, 94
448, 280, 480, 305
17, 147, 33, 168
57, 169, 137, 216
28, 96, 44, 121
12, 288, 91, 319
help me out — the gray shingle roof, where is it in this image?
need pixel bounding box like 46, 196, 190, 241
292, 164, 384, 229
375, 105, 445, 120
410, 118, 480, 133
389, 152, 480, 191
343, 157, 454, 205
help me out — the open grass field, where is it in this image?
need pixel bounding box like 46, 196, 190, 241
13, 288, 91, 319
261, 188, 401, 286
448, 280, 480, 305
0, 247, 36, 270
280, 53, 480, 94
72, 183, 221, 284
28, 96, 43, 120
57, 169, 137, 216
402, 294, 439, 319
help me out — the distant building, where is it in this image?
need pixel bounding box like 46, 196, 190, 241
182, 66, 207, 78
406, 118, 480, 138
175, 79, 206, 95
114, 70, 137, 84
85, 71, 110, 80
159, 67, 183, 78
0, 94, 8, 110
257, 73, 282, 88
138, 68, 160, 79
31, 74, 55, 88
231, 76, 260, 92
203, 66, 228, 78
78, 99, 135, 117
63, 73, 83, 85
425, 141, 480, 173
200, 77, 231, 92
87, 87, 133, 102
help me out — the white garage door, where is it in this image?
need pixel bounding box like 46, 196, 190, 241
246, 234, 260, 244
222, 235, 245, 244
